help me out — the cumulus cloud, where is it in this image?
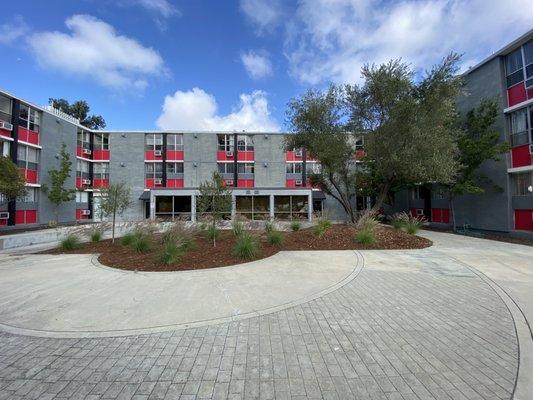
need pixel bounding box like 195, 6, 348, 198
240, 0, 283, 35
27, 14, 165, 90
156, 88, 280, 132
0, 16, 29, 45
241, 50, 273, 79
284, 0, 533, 84
132, 0, 179, 18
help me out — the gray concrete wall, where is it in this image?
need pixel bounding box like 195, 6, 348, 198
183, 132, 217, 187
38, 111, 78, 225
254, 134, 286, 187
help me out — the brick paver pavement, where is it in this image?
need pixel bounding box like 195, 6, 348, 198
0, 250, 518, 399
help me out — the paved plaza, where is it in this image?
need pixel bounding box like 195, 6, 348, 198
0, 230, 531, 399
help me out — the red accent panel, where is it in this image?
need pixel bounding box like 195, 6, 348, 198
410, 208, 424, 218
146, 179, 163, 188
286, 179, 296, 188
217, 150, 235, 161
166, 150, 184, 161
237, 151, 254, 161
18, 127, 39, 145
0, 218, 6, 225
515, 209, 533, 231
511, 145, 532, 168
0, 128, 11, 138
355, 150, 365, 161
237, 179, 254, 188
145, 150, 162, 161
507, 83, 527, 107
93, 149, 110, 161
166, 179, 184, 188
14, 210, 37, 225
15, 210, 24, 224
25, 210, 37, 224
76, 177, 83, 189
285, 151, 302, 162
93, 178, 109, 188
20, 168, 38, 184
76, 147, 83, 158
431, 208, 450, 223
76, 209, 89, 220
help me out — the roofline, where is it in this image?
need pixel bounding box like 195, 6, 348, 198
462, 28, 533, 75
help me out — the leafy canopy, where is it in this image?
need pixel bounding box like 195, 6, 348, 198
49, 98, 106, 130
99, 182, 133, 242
42, 143, 76, 210
0, 156, 26, 200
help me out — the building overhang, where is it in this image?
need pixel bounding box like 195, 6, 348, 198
508, 165, 533, 174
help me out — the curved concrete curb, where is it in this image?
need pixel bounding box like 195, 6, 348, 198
0, 251, 364, 339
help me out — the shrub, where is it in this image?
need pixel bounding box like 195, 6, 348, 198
312, 218, 332, 238
60, 234, 81, 251
290, 221, 301, 231
356, 212, 378, 231
265, 220, 275, 233
89, 229, 103, 242
404, 219, 423, 235
391, 212, 424, 234
177, 235, 197, 252
159, 242, 183, 265
232, 233, 260, 260
206, 224, 220, 242
318, 218, 332, 230
132, 234, 151, 253
355, 227, 376, 245
231, 221, 244, 237
391, 212, 409, 229
267, 230, 284, 246
120, 233, 135, 246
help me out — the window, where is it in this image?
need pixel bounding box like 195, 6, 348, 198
514, 172, 533, 196
274, 195, 308, 220
524, 40, 533, 87
237, 135, 254, 151
145, 162, 163, 179
0, 95, 11, 122
76, 191, 89, 203
432, 188, 447, 200
411, 186, 422, 200
76, 159, 90, 178
166, 162, 184, 174
145, 133, 163, 151
505, 48, 524, 88
1, 140, 9, 157
286, 163, 303, 174
355, 138, 364, 150
235, 195, 269, 220
306, 162, 321, 175
167, 134, 183, 150
17, 145, 39, 170
20, 187, 38, 203
93, 133, 109, 150
237, 163, 254, 174
77, 130, 91, 149
217, 134, 234, 151
93, 163, 109, 178
509, 108, 529, 146
18, 104, 40, 132
217, 162, 235, 174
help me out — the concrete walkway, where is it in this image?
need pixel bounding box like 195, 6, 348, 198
0, 230, 531, 399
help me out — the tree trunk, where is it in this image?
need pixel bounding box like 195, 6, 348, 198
212, 219, 216, 247
112, 212, 116, 243
450, 196, 456, 232
371, 181, 392, 214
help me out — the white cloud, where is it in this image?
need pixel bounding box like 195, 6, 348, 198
240, 0, 283, 35
284, 0, 533, 84
27, 14, 165, 90
241, 50, 273, 79
0, 16, 28, 45
132, 0, 179, 18
156, 88, 280, 132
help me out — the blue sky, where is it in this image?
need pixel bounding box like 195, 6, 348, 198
0, 0, 532, 131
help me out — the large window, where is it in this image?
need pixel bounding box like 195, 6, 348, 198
145, 162, 163, 179
524, 40, 533, 88
217, 162, 235, 174
93, 163, 109, 179
1, 140, 9, 157
514, 172, 533, 196
217, 134, 234, 151
77, 130, 91, 149
509, 108, 529, 146
286, 163, 303, 174
17, 145, 39, 170
145, 133, 163, 151
20, 187, 38, 203
0, 94, 11, 123
237, 163, 254, 174
155, 195, 192, 221
167, 134, 183, 150
237, 135, 254, 151
76, 159, 90, 178
306, 162, 321, 175
166, 162, 184, 175
505, 48, 524, 88
93, 133, 109, 151
76, 191, 89, 203
274, 195, 308, 220
235, 195, 269, 220
18, 104, 40, 133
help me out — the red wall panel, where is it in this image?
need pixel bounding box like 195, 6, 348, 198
217, 150, 235, 161
237, 151, 254, 161
146, 179, 163, 188
145, 150, 163, 161
15, 210, 37, 225
0, 218, 6, 225
93, 149, 110, 161
431, 208, 450, 223
285, 151, 302, 162
166, 150, 184, 161
237, 179, 254, 188
507, 83, 527, 107
93, 178, 109, 188
20, 168, 38, 184
511, 144, 532, 168
0, 128, 11, 138
18, 127, 39, 145
166, 179, 184, 188
25, 210, 37, 224
515, 209, 533, 231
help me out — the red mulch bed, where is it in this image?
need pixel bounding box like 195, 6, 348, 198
42, 225, 432, 272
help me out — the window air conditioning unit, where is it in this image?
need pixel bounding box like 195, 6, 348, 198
0, 121, 13, 131
154, 178, 163, 185
81, 209, 91, 216
295, 149, 303, 157
529, 144, 533, 155
226, 180, 234, 186
83, 148, 92, 155
295, 180, 303, 186
416, 209, 424, 216
0, 212, 9, 219
82, 179, 91, 185
226, 150, 234, 157
154, 150, 162, 156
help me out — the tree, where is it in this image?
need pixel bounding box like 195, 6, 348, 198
99, 182, 132, 243
49, 98, 106, 130
196, 172, 232, 246
446, 98, 509, 231
0, 156, 26, 201
42, 143, 76, 223
346, 54, 464, 212
285, 86, 359, 223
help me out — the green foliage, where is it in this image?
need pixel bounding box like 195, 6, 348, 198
159, 242, 183, 265
264, 220, 275, 233
60, 234, 81, 250
99, 182, 132, 243
206, 224, 220, 241
290, 221, 301, 231
41, 143, 76, 222
356, 212, 378, 232
267, 230, 284, 246
49, 98, 106, 129
391, 213, 408, 229
232, 220, 245, 237
120, 233, 135, 246
232, 233, 260, 260
355, 228, 376, 245
391, 212, 423, 234
132, 233, 151, 253
196, 172, 232, 246
312, 219, 333, 237
89, 229, 103, 242
404, 219, 423, 235
0, 156, 26, 201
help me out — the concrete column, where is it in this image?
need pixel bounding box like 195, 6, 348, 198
269, 194, 275, 220
231, 194, 236, 220
308, 192, 313, 222
150, 193, 156, 220
191, 195, 196, 222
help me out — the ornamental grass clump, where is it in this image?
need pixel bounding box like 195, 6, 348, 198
60, 234, 81, 251
120, 232, 135, 246
404, 218, 423, 235
232, 232, 260, 260
391, 212, 409, 230
206, 224, 220, 242
131, 231, 151, 253
159, 242, 183, 265
312, 218, 332, 238
231, 220, 245, 237
290, 221, 301, 231
355, 212, 378, 245
391, 212, 424, 234
355, 227, 376, 245
89, 229, 103, 242
264, 220, 275, 233
267, 230, 284, 246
